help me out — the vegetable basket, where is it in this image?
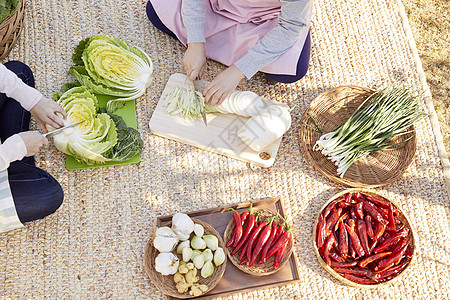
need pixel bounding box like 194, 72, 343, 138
144, 218, 227, 298
313, 188, 416, 287
0, 0, 25, 61
299, 85, 417, 188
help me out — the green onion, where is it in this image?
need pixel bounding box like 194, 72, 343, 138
314, 86, 425, 178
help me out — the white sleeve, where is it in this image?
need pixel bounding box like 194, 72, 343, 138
0, 135, 27, 171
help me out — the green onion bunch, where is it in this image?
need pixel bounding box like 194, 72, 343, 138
314, 86, 425, 178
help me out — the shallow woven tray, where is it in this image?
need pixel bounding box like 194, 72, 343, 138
223, 208, 293, 276
312, 188, 416, 288
299, 86, 416, 188
144, 219, 227, 299
0, 0, 25, 61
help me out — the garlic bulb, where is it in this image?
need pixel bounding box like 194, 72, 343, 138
172, 213, 194, 241
153, 227, 179, 253
155, 252, 179, 275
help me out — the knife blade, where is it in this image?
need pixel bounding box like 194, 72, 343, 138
193, 77, 207, 126
42, 120, 85, 138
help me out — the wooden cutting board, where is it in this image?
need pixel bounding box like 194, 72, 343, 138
148, 73, 287, 168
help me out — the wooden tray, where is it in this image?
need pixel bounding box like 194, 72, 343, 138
299, 86, 416, 188
148, 73, 287, 168
154, 198, 300, 299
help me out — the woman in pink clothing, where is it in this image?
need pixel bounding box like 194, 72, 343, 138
146, 0, 313, 105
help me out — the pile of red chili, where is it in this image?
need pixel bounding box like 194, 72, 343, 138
316, 192, 414, 284
226, 204, 292, 269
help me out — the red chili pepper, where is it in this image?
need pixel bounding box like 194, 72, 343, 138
322, 200, 339, 219
339, 201, 352, 208
227, 209, 243, 248
343, 273, 377, 284
390, 238, 408, 254
267, 228, 292, 260
406, 245, 414, 258
271, 220, 287, 247
338, 221, 349, 258
239, 239, 249, 260
231, 211, 256, 255
257, 219, 279, 264
239, 257, 249, 265
334, 212, 349, 231
349, 240, 356, 258
226, 229, 236, 248
274, 239, 289, 269
350, 207, 357, 220
345, 219, 365, 257
365, 215, 374, 240
321, 234, 336, 266
246, 220, 269, 263
369, 222, 386, 253
249, 217, 276, 267
363, 194, 390, 209
357, 219, 370, 255
355, 202, 364, 219
377, 244, 408, 271
316, 213, 328, 249
332, 267, 374, 277
358, 252, 392, 268
330, 261, 357, 268
387, 203, 396, 228
362, 201, 388, 225
373, 228, 408, 253
240, 210, 250, 227
326, 207, 343, 233
329, 252, 345, 263
376, 258, 410, 280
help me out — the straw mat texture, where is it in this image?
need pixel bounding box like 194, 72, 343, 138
1, 0, 449, 298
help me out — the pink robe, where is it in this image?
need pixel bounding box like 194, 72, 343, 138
150, 0, 312, 75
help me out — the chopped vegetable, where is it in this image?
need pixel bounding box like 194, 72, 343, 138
203, 235, 219, 251
69, 35, 153, 112
176, 240, 190, 254
314, 86, 425, 177
214, 247, 225, 266
182, 247, 193, 262
193, 224, 204, 237
202, 249, 213, 262
193, 254, 205, 269
191, 236, 206, 250
201, 261, 214, 278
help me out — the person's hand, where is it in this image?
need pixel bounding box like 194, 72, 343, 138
204, 65, 245, 105
18, 131, 49, 157
183, 42, 206, 81
30, 96, 67, 133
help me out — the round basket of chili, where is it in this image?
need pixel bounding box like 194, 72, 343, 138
224, 206, 293, 276
313, 188, 416, 287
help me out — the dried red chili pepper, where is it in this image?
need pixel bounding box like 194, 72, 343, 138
274, 239, 290, 269
362, 201, 388, 225
249, 217, 276, 267
406, 245, 414, 258
377, 244, 408, 271
322, 200, 338, 219
350, 207, 357, 220
227, 209, 242, 248
338, 221, 349, 258
365, 215, 374, 240
387, 203, 396, 228
334, 212, 349, 231
332, 267, 375, 278
316, 213, 327, 249
339, 201, 352, 208
355, 202, 364, 219
376, 258, 410, 280
231, 210, 256, 256
344, 193, 352, 203
257, 218, 279, 264
326, 207, 343, 232
329, 252, 345, 263
343, 273, 377, 285
345, 219, 365, 257
357, 219, 370, 255
322, 234, 336, 265
246, 220, 269, 263
363, 194, 390, 209
390, 238, 408, 254
373, 228, 408, 253
358, 252, 392, 268
369, 222, 386, 253
330, 261, 358, 268
267, 227, 292, 260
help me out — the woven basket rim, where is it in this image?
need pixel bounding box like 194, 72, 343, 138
299, 85, 417, 188
0, 0, 25, 61
224, 208, 293, 276
143, 218, 226, 298
312, 188, 417, 288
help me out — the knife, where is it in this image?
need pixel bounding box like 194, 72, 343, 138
42, 120, 85, 138
193, 77, 208, 126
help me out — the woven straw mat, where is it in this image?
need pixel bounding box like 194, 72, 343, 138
1, 0, 449, 299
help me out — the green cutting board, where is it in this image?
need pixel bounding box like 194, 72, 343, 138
65, 94, 141, 170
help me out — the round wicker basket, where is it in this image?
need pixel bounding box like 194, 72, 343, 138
143, 219, 227, 299
312, 188, 416, 288
223, 208, 293, 276
299, 86, 416, 188
0, 0, 25, 61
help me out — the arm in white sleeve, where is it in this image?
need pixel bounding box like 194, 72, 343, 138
0, 135, 27, 171
234, 0, 313, 78
0, 63, 42, 111
181, 0, 206, 43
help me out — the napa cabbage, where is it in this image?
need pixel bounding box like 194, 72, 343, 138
69, 35, 153, 112
51, 86, 143, 164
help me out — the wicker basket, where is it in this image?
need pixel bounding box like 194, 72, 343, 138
223, 208, 293, 276
0, 0, 25, 61
143, 219, 227, 298
312, 188, 416, 288
299, 86, 416, 188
